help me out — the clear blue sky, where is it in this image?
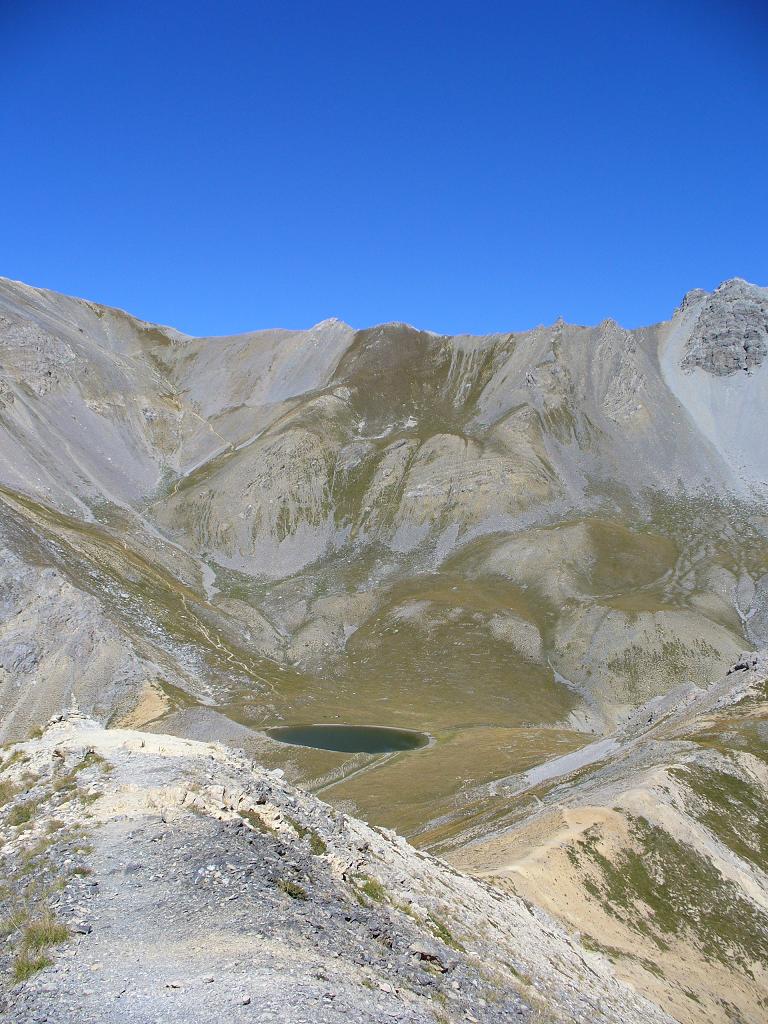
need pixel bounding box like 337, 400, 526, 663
2, 1, 766, 335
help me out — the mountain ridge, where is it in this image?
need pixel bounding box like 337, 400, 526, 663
3, 272, 760, 339
1, 275, 767, 1020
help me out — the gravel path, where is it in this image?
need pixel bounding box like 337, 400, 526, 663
11, 816, 446, 1023
0, 715, 675, 1024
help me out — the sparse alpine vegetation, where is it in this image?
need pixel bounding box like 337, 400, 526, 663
0, 277, 767, 1022
0, 715, 676, 1024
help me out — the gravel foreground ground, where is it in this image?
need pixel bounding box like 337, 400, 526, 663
0, 714, 674, 1024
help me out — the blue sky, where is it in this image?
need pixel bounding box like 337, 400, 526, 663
1, 1, 766, 335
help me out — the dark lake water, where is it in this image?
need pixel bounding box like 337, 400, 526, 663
265, 724, 430, 754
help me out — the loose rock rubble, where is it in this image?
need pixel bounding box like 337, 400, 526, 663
0, 714, 674, 1023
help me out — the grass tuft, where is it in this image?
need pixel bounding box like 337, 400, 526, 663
284, 815, 328, 855
395, 900, 419, 920
357, 875, 387, 903
22, 912, 69, 951
428, 913, 465, 952
52, 772, 78, 794
307, 830, 328, 856
0, 907, 28, 938
7, 801, 35, 827
240, 808, 276, 834
277, 878, 308, 900
78, 750, 113, 773
11, 951, 52, 982
1, 750, 30, 772
79, 789, 103, 805
0, 779, 20, 806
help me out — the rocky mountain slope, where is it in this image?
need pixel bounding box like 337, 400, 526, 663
0, 276, 767, 1020
1, 277, 766, 764
447, 654, 768, 1024
0, 712, 673, 1024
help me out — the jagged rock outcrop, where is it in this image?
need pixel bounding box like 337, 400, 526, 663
681, 278, 768, 375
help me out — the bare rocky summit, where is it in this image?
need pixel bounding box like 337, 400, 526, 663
681, 279, 768, 375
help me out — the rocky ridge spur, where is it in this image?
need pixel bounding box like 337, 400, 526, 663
0, 714, 674, 1024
